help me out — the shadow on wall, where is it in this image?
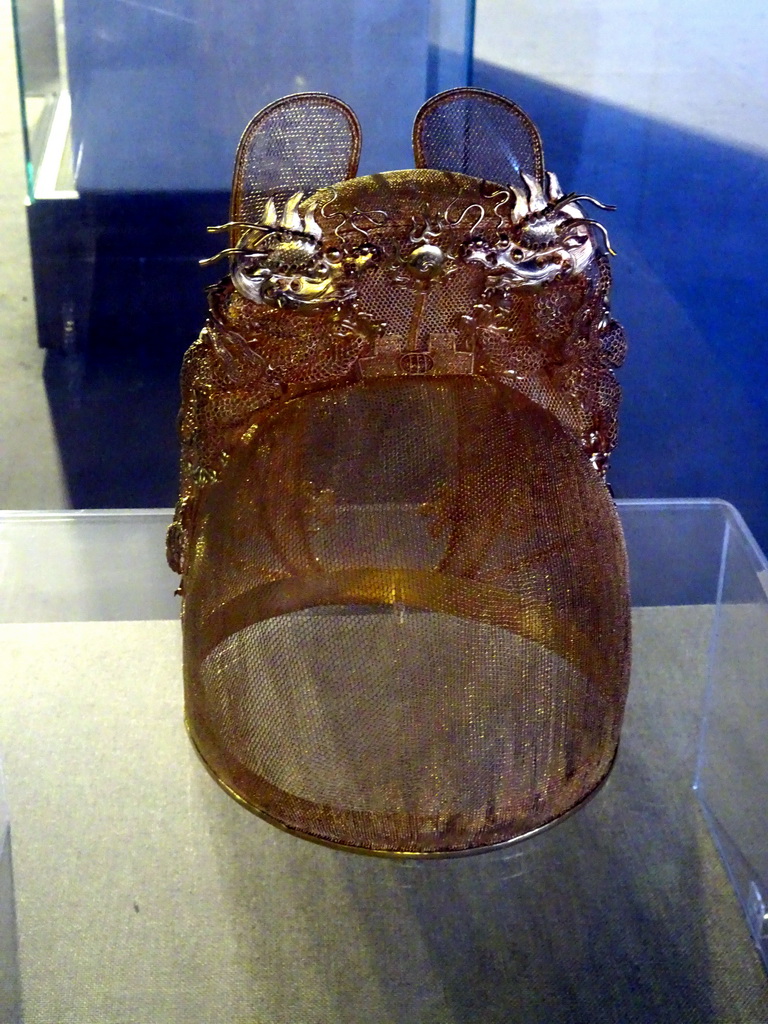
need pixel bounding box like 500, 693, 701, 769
40, 192, 226, 509
41, 63, 768, 550
473, 60, 768, 547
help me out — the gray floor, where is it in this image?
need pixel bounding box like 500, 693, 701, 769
0, 3, 68, 509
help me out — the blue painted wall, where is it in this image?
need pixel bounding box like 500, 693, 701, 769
474, 61, 768, 547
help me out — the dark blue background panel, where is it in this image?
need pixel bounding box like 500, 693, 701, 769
473, 61, 768, 546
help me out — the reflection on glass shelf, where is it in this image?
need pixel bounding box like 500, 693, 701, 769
13, 0, 72, 198
15, 0, 474, 197
695, 509, 768, 973
30, 87, 75, 197
1, 499, 768, 1017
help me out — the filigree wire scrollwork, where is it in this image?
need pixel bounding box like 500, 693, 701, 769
169, 89, 631, 859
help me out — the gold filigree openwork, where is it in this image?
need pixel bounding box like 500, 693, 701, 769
169, 88, 631, 856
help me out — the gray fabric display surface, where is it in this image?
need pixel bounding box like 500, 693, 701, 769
1, 610, 767, 1024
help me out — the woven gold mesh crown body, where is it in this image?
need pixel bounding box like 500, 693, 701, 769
169, 89, 631, 855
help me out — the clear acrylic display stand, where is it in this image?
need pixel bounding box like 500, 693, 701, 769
694, 505, 768, 967
0, 760, 21, 1024
0, 499, 767, 1022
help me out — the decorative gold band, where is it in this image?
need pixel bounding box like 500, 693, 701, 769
186, 715, 618, 859
192, 565, 611, 691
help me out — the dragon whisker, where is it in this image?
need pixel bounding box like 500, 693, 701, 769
558, 217, 616, 256
207, 221, 269, 234
551, 194, 616, 214
445, 201, 486, 234
199, 247, 255, 267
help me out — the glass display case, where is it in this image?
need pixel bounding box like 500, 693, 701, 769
0, 761, 21, 1024
9, 1, 768, 554
1, 500, 767, 1023
11, 0, 475, 350
5, 7, 768, 1009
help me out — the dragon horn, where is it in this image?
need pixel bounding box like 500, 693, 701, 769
280, 191, 304, 231
546, 170, 563, 201
521, 172, 547, 213
263, 197, 278, 227
510, 185, 529, 221
303, 201, 323, 240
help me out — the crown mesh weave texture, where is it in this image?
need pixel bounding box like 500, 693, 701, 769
414, 88, 544, 186
230, 93, 360, 235
182, 377, 630, 854
172, 89, 631, 855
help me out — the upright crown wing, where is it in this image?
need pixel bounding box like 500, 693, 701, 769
413, 87, 544, 191
229, 93, 361, 247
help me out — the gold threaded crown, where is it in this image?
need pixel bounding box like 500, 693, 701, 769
169, 89, 631, 855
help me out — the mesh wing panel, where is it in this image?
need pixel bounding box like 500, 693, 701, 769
183, 378, 631, 854
230, 93, 361, 240
413, 87, 544, 187
175, 88, 631, 856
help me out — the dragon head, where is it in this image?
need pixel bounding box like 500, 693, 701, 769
462, 171, 615, 289
202, 190, 377, 312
